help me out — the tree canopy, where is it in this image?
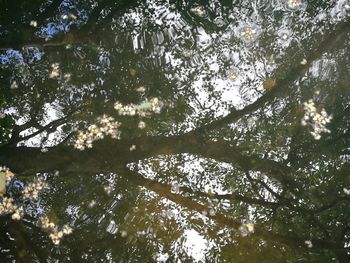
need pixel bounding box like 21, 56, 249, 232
0, 0, 350, 262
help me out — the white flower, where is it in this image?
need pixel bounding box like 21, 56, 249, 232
302, 99, 332, 140
153, 106, 161, 114
300, 58, 307, 65
138, 121, 146, 129
245, 223, 254, 233
88, 200, 97, 208
150, 97, 159, 104
190, 6, 206, 17
129, 145, 136, 151
136, 86, 146, 92
170, 182, 180, 194
239, 223, 255, 237
11, 212, 21, 220
305, 240, 313, 248
62, 225, 73, 235
10, 80, 18, 89
30, 20, 38, 27
49, 63, 60, 78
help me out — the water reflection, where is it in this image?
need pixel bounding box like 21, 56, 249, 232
0, 0, 350, 262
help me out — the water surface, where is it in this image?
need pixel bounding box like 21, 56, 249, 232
0, 0, 350, 262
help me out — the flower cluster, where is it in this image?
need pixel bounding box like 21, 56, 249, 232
149, 98, 163, 114
97, 115, 121, 139
104, 185, 113, 195
49, 63, 60, 78
301, 99, 332, 140
22, 176, 49, 200
0, 197, 24, 220
11, 206, 24, 220
114, 97, 163, 117
0, 197, 15, 214
1, 167, 48, 221
39, 216, 56, 230
74, 115, 121, 150
39, 216, 73, 245
0, 166, 71, 245
190, 5, 206, 17
238, 222, 255, 237
114, 103, 135, 116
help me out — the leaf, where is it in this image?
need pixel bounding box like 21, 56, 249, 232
134, 102, 152, 111
0, 172, 6, 194
263, 79, 277, 91
129, 68, 137, 77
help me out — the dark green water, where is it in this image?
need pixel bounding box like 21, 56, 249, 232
0, 0, 350, 262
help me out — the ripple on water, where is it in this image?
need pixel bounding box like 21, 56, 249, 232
283, 0, 306, 11
237, 24, 261, 44
106, 220, 118, 234
276, 28, 293, 47
214, 17, 226, 28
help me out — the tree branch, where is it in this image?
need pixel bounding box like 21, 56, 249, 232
118, 166, 341, 252
189, 18, 350, 135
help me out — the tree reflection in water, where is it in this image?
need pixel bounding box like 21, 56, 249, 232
0, 0, 350, 262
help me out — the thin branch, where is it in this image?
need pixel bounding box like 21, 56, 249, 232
118, 166, 341, 252
36, 0, 63, 22
189, 18, 350, 135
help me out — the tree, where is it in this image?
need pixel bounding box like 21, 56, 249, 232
0, 0, 350, 262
